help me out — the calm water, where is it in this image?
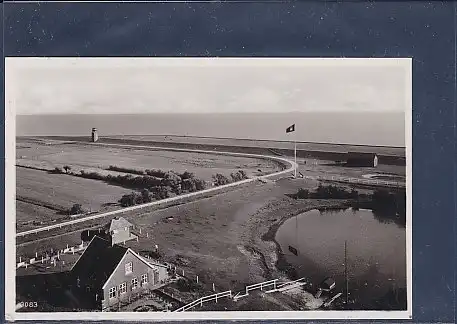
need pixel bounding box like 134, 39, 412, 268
276, 208, 406, 309
16, 112, 405, 147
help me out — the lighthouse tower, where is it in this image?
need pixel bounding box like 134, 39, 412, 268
91, 128, 99, 142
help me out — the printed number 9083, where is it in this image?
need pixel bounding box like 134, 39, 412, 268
20, 301, 38, 308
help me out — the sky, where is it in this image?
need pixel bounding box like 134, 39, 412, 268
7, 58, 410, 115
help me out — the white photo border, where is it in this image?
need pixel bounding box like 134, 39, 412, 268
5, 57, 413, 321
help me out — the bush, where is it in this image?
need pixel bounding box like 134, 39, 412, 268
212, 173, 231, 186
180, 171, 195, 180
52, 167, 63, 174
176, 278, 204, 293
119, 193, 137, 207
145, 169, 167, 178
296, 188, 310, 199
63, 165, 71, 174
69, 204, 84, 215
230, 170, 249, 182
107, 165, 145, 175
294, 184, 359, 200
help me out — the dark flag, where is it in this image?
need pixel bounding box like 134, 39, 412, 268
288, 245, 298, 256
286, 124, 295, 133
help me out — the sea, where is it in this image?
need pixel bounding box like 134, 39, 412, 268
16, 112, 405, 147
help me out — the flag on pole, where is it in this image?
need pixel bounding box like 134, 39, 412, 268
286, 124, 295, 133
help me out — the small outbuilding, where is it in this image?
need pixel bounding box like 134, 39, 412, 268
345, 152, 378, 168
104, 217, 138, 246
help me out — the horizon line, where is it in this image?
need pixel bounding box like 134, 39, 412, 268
16, 111, 405, 116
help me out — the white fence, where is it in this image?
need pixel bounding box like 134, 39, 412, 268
16, 241, 87, 269
174, 290, 233, 312
174, 277, 307, 312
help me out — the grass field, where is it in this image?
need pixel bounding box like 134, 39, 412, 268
16, 167, 130, 230
16, 139, 282, 181
15, 138, 284, 232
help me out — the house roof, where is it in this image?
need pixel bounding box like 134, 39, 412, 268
71, 236, 128, 290
106, 217, 133, 232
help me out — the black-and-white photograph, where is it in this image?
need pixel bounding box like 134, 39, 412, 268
6, 58, 411, 320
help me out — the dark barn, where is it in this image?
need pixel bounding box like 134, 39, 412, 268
346, 152, 378, 167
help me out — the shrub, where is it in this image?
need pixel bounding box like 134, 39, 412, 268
119, 193, 137, 207
107, 165, 145, 175
180, 171, 195, 180
296, 188, 310, 199
52, 167, 63, 174
69, 204, 84, 215
212, 173, 231, 186
176, 278, 204, 293
145, 169, 167, 178
295, 184, 359, 200
230, 170, 249, 182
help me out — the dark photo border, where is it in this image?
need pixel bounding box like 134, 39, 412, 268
2, 1, 456, 322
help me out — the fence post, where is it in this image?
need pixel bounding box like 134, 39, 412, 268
196, 275, 199, 283
212, 283, 215, 292
182, 269, 185, 276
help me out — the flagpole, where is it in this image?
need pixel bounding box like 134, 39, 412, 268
294, 140, 297, 178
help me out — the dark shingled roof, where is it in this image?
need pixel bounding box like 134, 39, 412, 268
71, 236, 127, 290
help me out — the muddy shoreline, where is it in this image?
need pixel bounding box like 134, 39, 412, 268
260, 199, 351, 280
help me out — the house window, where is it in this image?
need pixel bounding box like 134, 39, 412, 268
141, 274, 148, 286
109, 286, 116, 299
119, 282, 127, 294
132, 278, 138, 290
125, 262, 133, 274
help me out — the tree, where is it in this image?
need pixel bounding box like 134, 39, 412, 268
63, 165, 71, 174
162, 171, 182, 194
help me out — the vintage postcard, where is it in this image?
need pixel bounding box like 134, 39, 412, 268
5, 57, 412, 321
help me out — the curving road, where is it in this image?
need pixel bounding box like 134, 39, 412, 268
16, 142, 297, 238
